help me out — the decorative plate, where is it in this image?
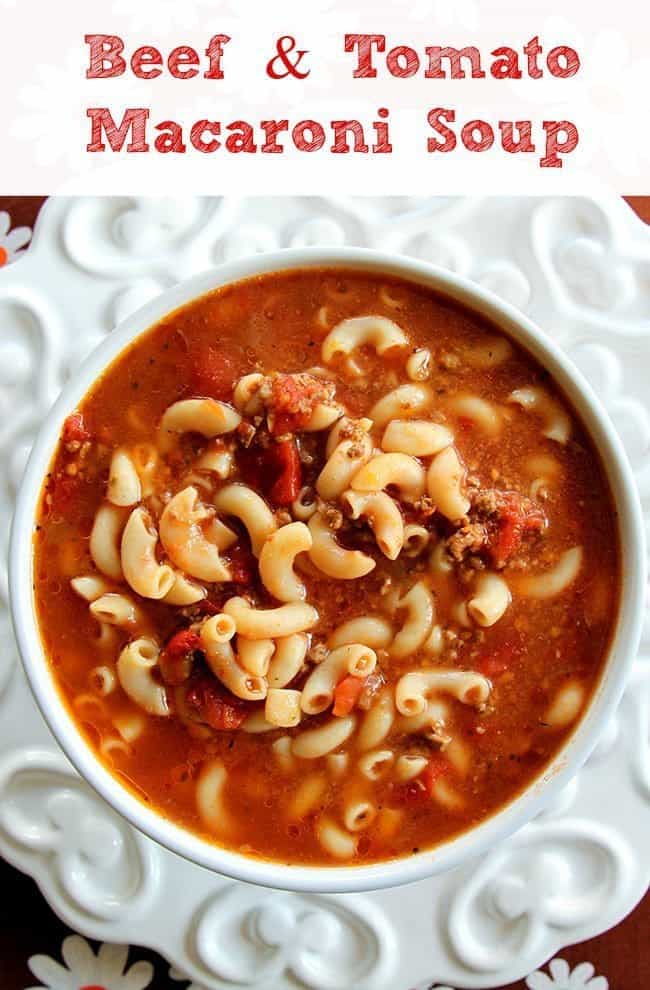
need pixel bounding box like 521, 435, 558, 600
1, 195, 649, 990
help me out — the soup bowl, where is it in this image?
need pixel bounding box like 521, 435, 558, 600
9, 246, 646, 893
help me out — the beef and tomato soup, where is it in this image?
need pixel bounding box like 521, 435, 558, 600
34, 269, 620, 865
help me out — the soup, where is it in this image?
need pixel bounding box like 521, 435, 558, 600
33, 268, 620, 865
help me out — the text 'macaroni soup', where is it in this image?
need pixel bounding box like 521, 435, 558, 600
34, 268, 620, 865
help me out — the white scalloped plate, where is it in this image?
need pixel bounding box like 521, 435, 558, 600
1, 195, 649, 990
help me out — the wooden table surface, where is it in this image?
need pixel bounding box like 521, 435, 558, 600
0, 196, 647, 990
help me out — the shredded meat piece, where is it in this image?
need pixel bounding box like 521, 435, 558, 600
446, 522, 487, 562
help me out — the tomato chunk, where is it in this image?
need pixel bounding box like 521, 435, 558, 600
226, 543, 257, 585
190, 345, 239, 400
185, 675, 250, 730
269, 438, 302, 506
489, 492, 546, 566
62, 411, 91, 445
333, 675, 366, 717
159, 628, 202, 685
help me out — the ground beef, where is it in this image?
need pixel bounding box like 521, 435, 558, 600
446, 522, 488, 562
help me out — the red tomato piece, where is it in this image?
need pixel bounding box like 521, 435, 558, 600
332, 675, 366, 717
269, 438, 302, 506
227, 544, 257, 585
190, 345, 239, 400
62, 411, 91, 444
159, 628, 202, 685
490, 492, 546, 566
185, 676, 250, 730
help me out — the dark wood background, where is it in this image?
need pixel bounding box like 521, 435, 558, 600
0, 196, 647, 989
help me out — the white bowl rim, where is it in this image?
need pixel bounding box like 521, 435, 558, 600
9, 245, 646, 894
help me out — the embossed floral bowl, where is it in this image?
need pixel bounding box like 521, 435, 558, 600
10, 246, 646, 894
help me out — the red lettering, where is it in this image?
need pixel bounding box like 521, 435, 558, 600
461, 120, 494, 152
225, 121, 257, 153
524, 35, 543, 79
490, 47, 522, 79
386, 45, 420, 78
190, 120, 221, 153
292, 120, 326, 152
499, 120, 535, 153
85, 34, 125, 79
131, 46, 162, 80
261, 119, 289, 153
427, 108, 457, 153
547, 46, 580, 78
425, 46, 485, 79
169, 46, 200, 79
344, 34, 386, 78
204, 34, 231, 79
154, 121, 186, 153
541, 120, 579, 167
86, 108, 149, 152
330, 119, 368, 154
373, 107, 392, 153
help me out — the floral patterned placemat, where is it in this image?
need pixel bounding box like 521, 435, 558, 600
0, 196, 647, 990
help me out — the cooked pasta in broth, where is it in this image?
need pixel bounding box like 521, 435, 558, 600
34, 268, 620, 865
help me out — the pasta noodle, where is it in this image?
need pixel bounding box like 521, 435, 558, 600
509, 386, 571, 445
341, 490, 404, 560
158, 398, 241, 452
301, 643, 376, 714
381, 419, 452, 457
116, 638, 169, 716
512, 547, 583, 599
308, 510, 376, 579
258, 522, 312, 601
322, 315, 408, 362
121, 507, 175, 600
426, 446, 470, 521
292, 714, 357, 758
159, 487, 231, 583
223, 596, 319, 639
396, 669, 491, 716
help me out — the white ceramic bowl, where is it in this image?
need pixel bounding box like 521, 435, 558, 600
9, 247, 646, 894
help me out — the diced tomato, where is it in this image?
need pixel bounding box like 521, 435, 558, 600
185, 675, 250, 730
489, 492, 546, 566
332, 675, 366, 717
190, 345, 239, 400
269, 438, 302, 506
227, 543, 257, 585
159, 628, 202, 685
420, 756, 449, 796
62, 411, 91, 444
